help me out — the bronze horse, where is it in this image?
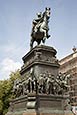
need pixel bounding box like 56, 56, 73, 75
30, 8, 51, 49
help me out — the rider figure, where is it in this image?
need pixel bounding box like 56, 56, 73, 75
31, 12, 43, 36
31, 11, 50, 39
33, 12, 43, 25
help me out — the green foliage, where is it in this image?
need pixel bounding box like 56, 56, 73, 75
0, 69, 21, 115
0, 100, 3, 114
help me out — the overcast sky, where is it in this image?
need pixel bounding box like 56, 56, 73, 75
0, 0, 77, 80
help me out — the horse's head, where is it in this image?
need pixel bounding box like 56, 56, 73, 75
45, 7, 51, 19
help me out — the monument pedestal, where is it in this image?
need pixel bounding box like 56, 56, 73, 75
6, 45, 74, 115
20, 45, 60, 79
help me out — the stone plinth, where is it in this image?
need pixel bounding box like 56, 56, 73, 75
20, 45, 60, 79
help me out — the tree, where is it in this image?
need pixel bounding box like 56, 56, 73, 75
0, 69, 21, 115
0, 100, 3, 114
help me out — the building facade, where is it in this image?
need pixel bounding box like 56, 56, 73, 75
59, 48, 77, 106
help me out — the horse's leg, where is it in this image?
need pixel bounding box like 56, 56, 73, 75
42, 31, 47, 43
30, 37, 34, 50
46, 30, 50, 39
37, 40, 41, 45
44, 30, 47, 39
40, 28, 47, 43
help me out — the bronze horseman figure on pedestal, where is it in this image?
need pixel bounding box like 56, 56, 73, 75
30, 7, 51, 49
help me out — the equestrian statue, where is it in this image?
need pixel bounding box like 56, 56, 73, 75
30, 7, 51, 49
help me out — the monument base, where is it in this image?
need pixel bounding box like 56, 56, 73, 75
6, 94, 74, 115
6, 110, 73, 115
23, 109, 72, 115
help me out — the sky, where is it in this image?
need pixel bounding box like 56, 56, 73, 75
0, 0, 77, 80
